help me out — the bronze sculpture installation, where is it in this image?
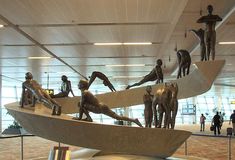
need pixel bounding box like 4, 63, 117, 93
126, 59, 163, 89
21, 72, 61, 115
176, 49, 191, 79
88, 71, 116, 92
167, 83, 178, 129
152, 83, 171, 128
190, 28, 206, 61
143, 86, 154, 128
77, 79, 143, 127
197, 5, 222, 60
51, 75, 75, 98
152, 83, 178, 129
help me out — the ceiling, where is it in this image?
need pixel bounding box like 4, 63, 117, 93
0, 0, 235, 94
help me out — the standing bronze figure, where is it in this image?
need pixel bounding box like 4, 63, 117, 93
167, 83, 178, 129
51, 75, 75, 98
143, 86, 154, 128
152, 83, 178, 129
77, 79, 142, 127
126, 59, 163, 89
88, 71, 116, 92
176, 50, 191, 79
190, 28, 206, 61
197, 5, 222, 60
21, 72, 61, 115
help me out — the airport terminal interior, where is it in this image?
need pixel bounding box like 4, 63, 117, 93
1, 0, 235, 160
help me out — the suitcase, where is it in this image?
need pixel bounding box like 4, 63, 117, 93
227, 127, 233, 135
210, 125, 214, 131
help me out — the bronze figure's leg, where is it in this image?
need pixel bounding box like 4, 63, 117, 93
101, 105, 143, 127
211, 31, 216, 60
158, 104, 164, 128
152, 97, 158, 128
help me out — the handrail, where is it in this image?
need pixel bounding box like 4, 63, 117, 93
192, 133, 235, 138
0, 134, 34, 139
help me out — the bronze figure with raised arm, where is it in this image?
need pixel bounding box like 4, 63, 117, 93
88, 71, 116, 92
197, 5, 222, 60
21, 72, 61, 115
126, 59, 163, 89
190, 28, 206, 61
77, 79, 143, 127
51, 75, 75, 98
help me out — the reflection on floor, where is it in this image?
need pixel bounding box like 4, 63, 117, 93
0, 122, 234, 160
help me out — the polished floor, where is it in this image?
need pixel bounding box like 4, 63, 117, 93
0, 122, 234, 160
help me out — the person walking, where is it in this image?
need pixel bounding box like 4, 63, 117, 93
212, 112, 221, 135
200, 114, 206, 132
229, 110, 235, 136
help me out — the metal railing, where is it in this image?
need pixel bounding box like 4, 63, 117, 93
0, 134, 34, 160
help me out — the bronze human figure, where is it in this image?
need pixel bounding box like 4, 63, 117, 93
77, 79, 143, 127
88, 71, 116, 92
176, 49, 191, 79
152, 83, 171, 128
126, 59, 163, 89
21, 72, 61, 115
152, 83, 178, 129
51, 75, 75, 98
197, 5, 222, 60
143, 86, 154, 128
167, 83, 178, 129
190, 28, 206, 61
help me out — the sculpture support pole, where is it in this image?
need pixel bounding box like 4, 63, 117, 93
21, 136, 24, 160
185, 140, 188, 156
228, 135, 232, 160
0, 75, 2, 133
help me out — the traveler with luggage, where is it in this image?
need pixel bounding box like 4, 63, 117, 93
229, 110, 235, 136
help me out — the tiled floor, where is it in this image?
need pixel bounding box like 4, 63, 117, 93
0, 122, 234, 160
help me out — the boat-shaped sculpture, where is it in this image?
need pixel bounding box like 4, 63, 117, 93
5, 60, 225, 158
55, 60, 225, 114
6, 103, 191, 158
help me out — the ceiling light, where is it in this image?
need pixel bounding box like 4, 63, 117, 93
28, 56, 51, 59
94, 43, 122, 45
105, 64, 145, 67
218, 42, 235, 45
112, 76, 143, 79
94, 42, 152, 46
0, 24, 4, 28
123, 42, 152, 45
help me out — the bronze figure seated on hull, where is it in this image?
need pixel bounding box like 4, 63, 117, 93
51, 75, 75, 98
21, 72, 61, 115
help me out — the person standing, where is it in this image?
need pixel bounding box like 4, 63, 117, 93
229, 110, 235, 136
212, 112, 221, 135
200, 114, 206, 132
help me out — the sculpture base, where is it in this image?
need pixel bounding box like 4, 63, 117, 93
70, 148, 206, 160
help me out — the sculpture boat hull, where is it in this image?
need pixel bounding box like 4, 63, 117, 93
5, 102, 191, 158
